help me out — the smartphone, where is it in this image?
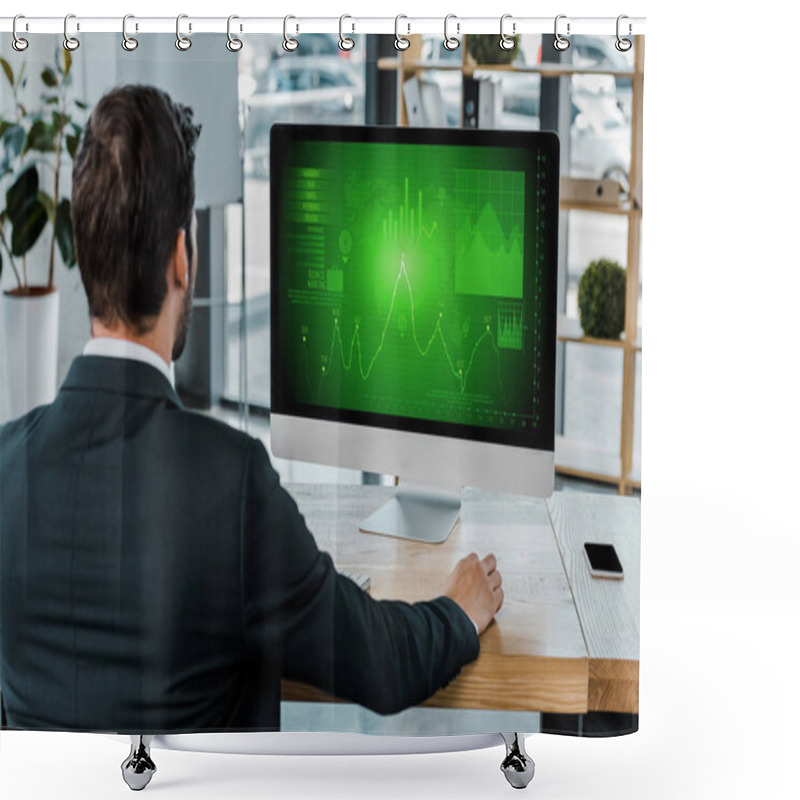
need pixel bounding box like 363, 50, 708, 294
583, 542, 624, 580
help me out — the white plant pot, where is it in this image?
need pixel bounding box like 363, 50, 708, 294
1, 288, 60, 420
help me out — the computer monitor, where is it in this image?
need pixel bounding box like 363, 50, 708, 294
270, 124, 559, 543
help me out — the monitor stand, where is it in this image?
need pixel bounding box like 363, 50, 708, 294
359, 485, 461, 544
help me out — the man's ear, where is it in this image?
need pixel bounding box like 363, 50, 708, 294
172, 228, 189, 291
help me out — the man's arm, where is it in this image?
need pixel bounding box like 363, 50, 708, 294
240, 439, 481, 715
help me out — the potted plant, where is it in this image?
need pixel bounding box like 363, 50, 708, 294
465, 34, 521, 66
577, 258, 627, 339
0, 49, 86, 418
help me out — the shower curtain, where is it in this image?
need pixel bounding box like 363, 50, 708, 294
0, 24, 642, 749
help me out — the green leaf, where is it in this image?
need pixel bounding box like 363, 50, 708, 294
6, 165, 39, 222
43, 94, 60, 105
0, 120, 12, 139
74, 99, 88, 110
37, 190, 55, 222
10, 196, 48, 256
62, 48, 72, 78
41, 67, 58, 88
66, 133, 80, 161
25, 120, 56, 153
55, 199, 76, 267
15, 62, 25, 89
2, 124, 26, 160
52, 111, 70, 134
0, 58, 13, 88
2, 126, 24, 174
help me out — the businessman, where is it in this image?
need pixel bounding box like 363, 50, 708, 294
0, 85, 503, 733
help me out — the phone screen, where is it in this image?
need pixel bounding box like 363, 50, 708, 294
584, 543, 623, 574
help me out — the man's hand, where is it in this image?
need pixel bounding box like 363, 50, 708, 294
443, 553, 503, 635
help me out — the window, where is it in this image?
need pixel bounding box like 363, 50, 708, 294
225, 35, 367, 408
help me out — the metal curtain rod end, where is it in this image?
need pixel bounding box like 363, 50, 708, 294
339, 14, 355, 51
12, 14, 29, 51
64, 13, 80, 51
616, 14, 632, 52
122, 14, 138, 51
444, 14, 460, 51
499, 13, 516, 51
176, 13, 192, 51
227, 14, 243, 52
394, 14, 410, 51
283, 14, 299, 51
554, 14, 570, 51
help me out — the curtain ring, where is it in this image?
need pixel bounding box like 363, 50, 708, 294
283, 15, 299, 51
339, 14, 355, 51
615, 14, 632, 52
227, 15, 243, 52
394, 15, 410, 51
12, 14, 28, 52
176, 13, 192, 51
64, 13, 80, 51
444, 14, 460, 51
554, 14, 570, 51
499, 14, 516, 51
121, 14, 138, 51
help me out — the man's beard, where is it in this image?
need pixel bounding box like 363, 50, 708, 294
172, 283, 194, 361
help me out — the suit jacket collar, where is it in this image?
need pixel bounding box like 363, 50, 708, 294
61, 355, 184, 408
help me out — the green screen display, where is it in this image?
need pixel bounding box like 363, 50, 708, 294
272, 127, 555, 444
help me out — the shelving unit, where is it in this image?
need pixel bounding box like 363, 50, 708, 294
378, 35, 644, 494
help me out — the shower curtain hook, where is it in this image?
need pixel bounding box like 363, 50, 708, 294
226, 15, 243, 52
394, 15, 410, 51
64, 14, 80, 51
444, 14, 460, 51
283, 15, 299, 51
615, 14, 632, 52
339, 15, 355, 51
121, 14, 138, 51
12, 14, 29, 52
554, 14, 570, 51
499, 14, 516, 51
176, 13, 192, 51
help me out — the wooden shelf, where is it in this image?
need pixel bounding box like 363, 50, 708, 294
378, 57, 461, 72
557, 315, 641, 351
377, 58, 635, 80
465, 63, 635, 79
561, 199, 636, 216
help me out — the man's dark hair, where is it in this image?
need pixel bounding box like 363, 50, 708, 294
71, 85, 202, 333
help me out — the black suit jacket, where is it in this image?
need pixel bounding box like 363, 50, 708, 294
0, 356, 479, 733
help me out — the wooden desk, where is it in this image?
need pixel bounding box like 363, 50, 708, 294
547, 492, 640, 713
281, 485, 640, 715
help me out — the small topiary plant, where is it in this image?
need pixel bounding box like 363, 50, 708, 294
466, 34, 520, 65
577, 258, 627, 339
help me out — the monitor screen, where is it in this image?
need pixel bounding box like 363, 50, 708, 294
271, 124, 558, 453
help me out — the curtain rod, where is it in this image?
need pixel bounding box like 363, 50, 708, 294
0, 16, 646, 37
